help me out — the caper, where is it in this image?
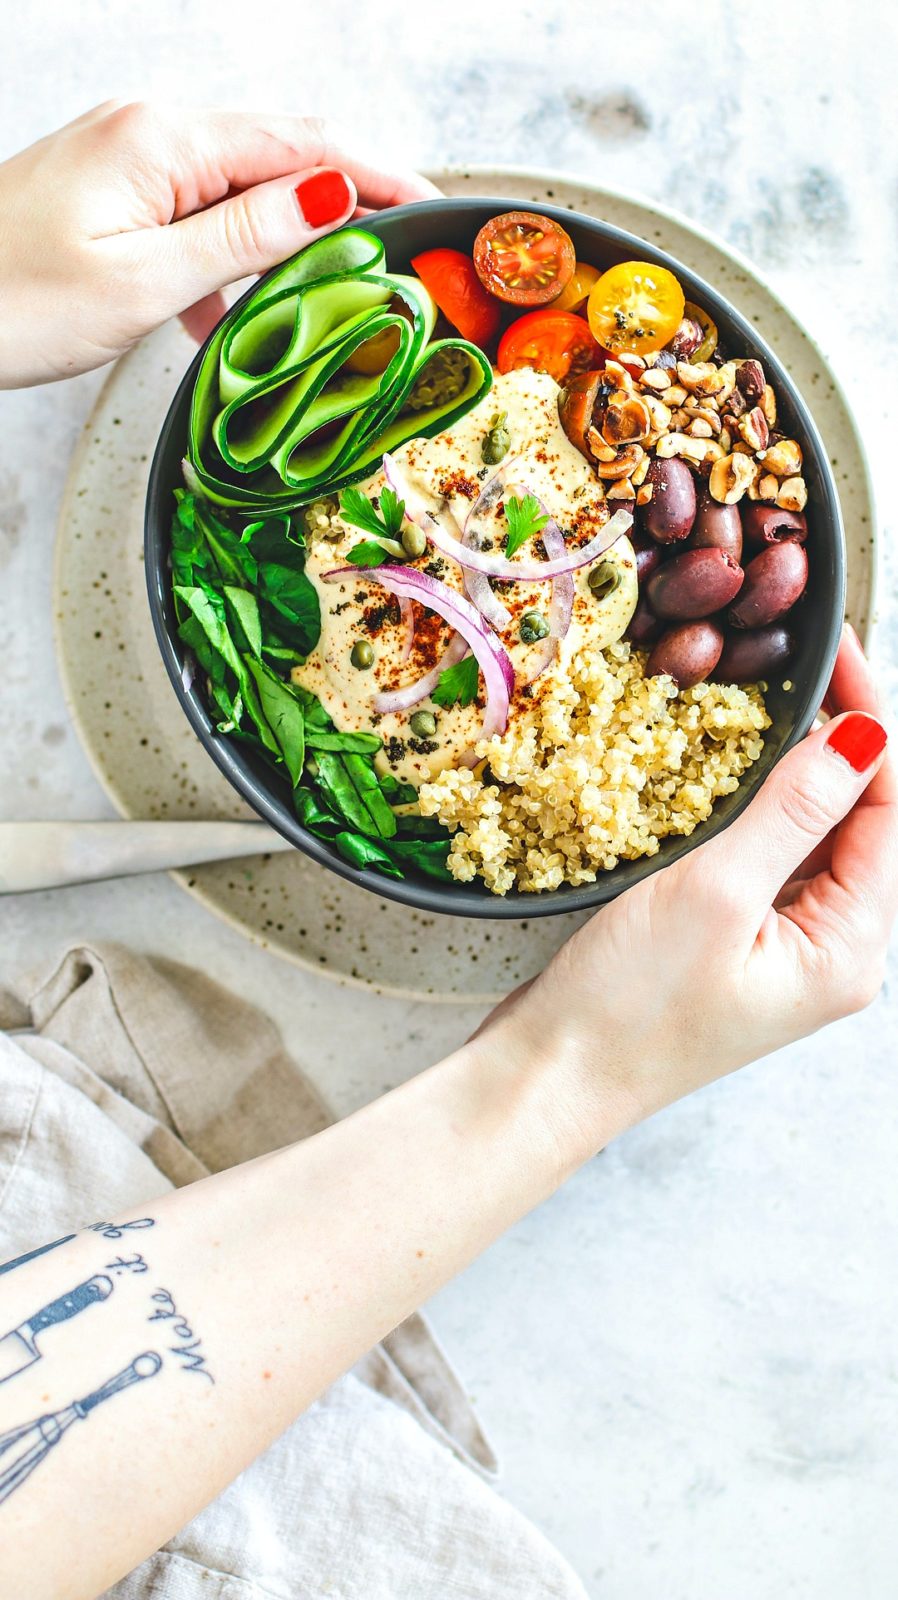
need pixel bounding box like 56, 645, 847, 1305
401, 524, 427, 559
481, 411, 511, 465
350, 640, 375, 669
519, 609, 550, 643
409, 709, 437, 738
587, 561, 621, 601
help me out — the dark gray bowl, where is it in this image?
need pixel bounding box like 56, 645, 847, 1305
145, 196, 845, 919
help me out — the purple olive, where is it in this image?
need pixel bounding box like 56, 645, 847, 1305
626, 593, 663, 646
715, 626, 796, 683
647, 547, 744, 620
729, 539, 808, 629
668, 317, 704, 360
641, 457, 697, 544
741, 503, 808, 549
630, 530, 665, 584
647, 621, 724, 689
736, 359, 765, 405
688, 489, 743, 562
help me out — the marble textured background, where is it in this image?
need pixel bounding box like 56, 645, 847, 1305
1, 4, 896, 1595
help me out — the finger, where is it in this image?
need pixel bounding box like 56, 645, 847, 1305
179, 290, 227, 344
825, 624, 897, 805
699, 709, 889, 917
134, 165, 357, 314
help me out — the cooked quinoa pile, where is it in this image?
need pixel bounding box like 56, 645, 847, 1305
418, 641, 770, 895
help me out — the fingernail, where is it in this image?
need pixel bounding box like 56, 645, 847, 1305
295, 169, 351, 228
826, 711, 887, 772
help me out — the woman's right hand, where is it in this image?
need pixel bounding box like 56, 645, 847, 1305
480, 625, 897, 1157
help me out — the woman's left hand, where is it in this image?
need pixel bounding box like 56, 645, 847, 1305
0, 102, 438, 387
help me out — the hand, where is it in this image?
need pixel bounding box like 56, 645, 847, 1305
479, 625, 897, 1157
0, 101, 438, 387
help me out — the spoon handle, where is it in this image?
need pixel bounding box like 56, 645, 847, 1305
0, 821, 293, 893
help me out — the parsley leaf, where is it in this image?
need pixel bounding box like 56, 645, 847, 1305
504, 493, 549, 560
432, 654, 480, 709
339, 485, 406, 542
346, 540, 390, 567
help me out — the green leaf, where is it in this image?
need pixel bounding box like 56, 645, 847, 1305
304, 729, 382, 754
343, 752, 397, 838
339, 485, 406, 542
244, 514, 301, 562
258, 562, 321, 655
377, 770, 418, 806
294, 785, 342, 835
504, 493, 549, 559
314, 751, 378, 835
244, 659, 306, 785
346, 540, 389, 568
431, 653, 479, 709
334, 831, 404, 879
383, 837, 453, 881
224, 586, 263, 657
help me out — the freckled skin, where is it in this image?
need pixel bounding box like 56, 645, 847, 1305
295, 369, 638, 784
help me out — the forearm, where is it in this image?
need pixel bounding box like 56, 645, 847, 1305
0, 1023, 619, 1600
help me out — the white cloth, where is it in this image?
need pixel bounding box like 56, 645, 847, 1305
0, 944, 587, 1600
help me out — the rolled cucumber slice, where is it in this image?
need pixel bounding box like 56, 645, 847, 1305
186, 227, 493, 513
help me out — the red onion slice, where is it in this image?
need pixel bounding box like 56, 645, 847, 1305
398, 597, 416, 664
383, 452, 632, 581
371, 631, 467, 716
324, 563, 515, 740
459, 459, 520, 631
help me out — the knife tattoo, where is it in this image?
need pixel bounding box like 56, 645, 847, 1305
0, 1275, 114, 1386
0, 1352, 162, 1505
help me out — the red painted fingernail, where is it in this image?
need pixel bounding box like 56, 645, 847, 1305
826, 711, 887, 772
295, 169, 351, 228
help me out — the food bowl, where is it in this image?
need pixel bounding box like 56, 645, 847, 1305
145, 196, 846, 920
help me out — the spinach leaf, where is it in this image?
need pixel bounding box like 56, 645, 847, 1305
334, 831, 452, 882
383, 837, 453, 881
304, 729, 382, 754
224, 585, 263, 658
245, 514, 302, 563
343, 752, 397, 839
244, 659, 306, 785
377, 770, 418, 806
314, 751, 379, 835
258, 562, 321, 655
334, 831, 404, 879
294, 785, 342, 835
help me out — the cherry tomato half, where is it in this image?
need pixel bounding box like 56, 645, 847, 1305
410, 248, 501, 346
497, 310, 601, 384
586, 260, 685, 356
550, 260, 601, 313
473, 212, 576, 307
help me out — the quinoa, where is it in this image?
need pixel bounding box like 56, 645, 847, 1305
418, 641, 770, 896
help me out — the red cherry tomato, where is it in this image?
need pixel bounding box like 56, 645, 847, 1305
410, 248, 501, 346
496, 310, 602, 384
473, 212, 576, 306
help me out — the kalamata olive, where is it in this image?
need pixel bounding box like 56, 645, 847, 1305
630, 530, 664, 584
688, 488, 743, 561
647, 621, 724, 689
641, 457, 697, 544
647, 547, 744, 620
741, 503, 808, 549
558, 371, 606, 460
625, 593, 663, 646
729, 539, 808, 629
715, 626, 796, 683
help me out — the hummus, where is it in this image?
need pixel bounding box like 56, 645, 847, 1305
294, 368, 638, 785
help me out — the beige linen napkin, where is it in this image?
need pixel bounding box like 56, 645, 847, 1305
0, 944, 587, 1600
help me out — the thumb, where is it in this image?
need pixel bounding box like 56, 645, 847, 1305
703, 710, 888, 910
144, 165, 357, 322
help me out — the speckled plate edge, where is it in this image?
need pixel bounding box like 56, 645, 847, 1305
52, 168, 877, 1004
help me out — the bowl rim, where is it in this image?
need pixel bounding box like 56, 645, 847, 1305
144, 193, 846, 921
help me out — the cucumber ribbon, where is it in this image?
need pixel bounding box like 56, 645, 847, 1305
186, 228, 493, 512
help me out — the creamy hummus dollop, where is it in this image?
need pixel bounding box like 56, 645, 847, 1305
293, 368, 638, 785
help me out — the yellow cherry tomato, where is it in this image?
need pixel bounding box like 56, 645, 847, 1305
586, 260, 685, 356
549, 260, 602, 313
345, 323, 402, 376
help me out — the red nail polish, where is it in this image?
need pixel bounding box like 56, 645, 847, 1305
826, 711, 887, 772
295, 169, 351, 228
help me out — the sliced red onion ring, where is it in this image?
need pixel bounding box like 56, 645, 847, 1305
510, 489, 575, 684
383, 452, 632, 581
398, 597, 416, 664
459, 459, 520, 631
323, 563, 514, 740
371, 631, 467, 715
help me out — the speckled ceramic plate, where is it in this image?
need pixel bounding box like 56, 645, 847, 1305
54, 169, 876, 1003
